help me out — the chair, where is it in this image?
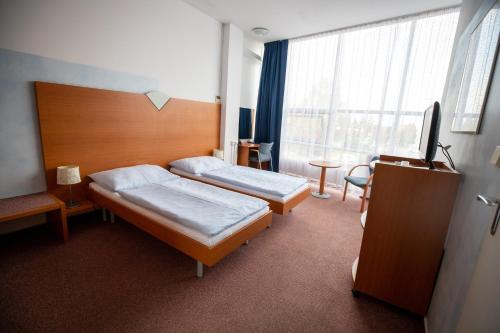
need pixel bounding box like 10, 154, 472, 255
249, 142, 274, 171
342, 155, 379, 212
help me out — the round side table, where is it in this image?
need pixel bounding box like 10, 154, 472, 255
309, 160, 341, 199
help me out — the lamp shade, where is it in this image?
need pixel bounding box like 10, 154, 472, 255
212, 149, 224, 160
57, 165, 81, 185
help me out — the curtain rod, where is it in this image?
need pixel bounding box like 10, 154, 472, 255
288, 5, 461, 41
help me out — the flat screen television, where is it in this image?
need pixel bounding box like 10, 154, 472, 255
419, 102, 441, 169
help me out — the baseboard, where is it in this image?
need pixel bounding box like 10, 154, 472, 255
424, 316, 429, 333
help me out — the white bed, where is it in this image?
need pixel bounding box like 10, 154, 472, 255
170, 167, 309, 203
168, 157, 310, 215
87, 164, 273, 277
90, 182, 269, 247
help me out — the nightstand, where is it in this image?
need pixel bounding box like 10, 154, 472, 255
0, 192, 68, 242
66, 199, 97, 217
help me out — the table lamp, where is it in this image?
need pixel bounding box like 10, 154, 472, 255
213, 149, 224, 160
57, 165, 81, 208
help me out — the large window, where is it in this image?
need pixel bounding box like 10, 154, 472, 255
280, 8, 460, 186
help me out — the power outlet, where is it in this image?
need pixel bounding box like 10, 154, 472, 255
491, 146, 500, 167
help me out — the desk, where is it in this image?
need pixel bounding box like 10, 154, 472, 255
0, 192, 68, 241
237, 143, 260, 166
309, 160, 341, 199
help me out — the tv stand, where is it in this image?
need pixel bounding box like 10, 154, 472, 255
351, 154, 460, 316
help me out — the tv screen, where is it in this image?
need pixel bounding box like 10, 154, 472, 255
419, 102, 441, 168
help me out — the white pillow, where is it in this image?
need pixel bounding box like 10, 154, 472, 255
89, 164, 177, 191
169, 156, 229, 175
134, 164, 179, 184
89, 166, 149, 191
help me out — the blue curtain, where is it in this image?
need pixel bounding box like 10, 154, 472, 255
238, 107, 252, 139
254, 40, 288, 172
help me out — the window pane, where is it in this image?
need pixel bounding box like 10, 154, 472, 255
280, 8, 459, 186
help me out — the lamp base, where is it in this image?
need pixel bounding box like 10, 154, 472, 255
65, 201, 81, 209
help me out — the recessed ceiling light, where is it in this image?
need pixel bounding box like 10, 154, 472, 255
252, 27, 269, 37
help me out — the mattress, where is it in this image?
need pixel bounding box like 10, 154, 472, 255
170, 168, 310, 203
90, 182, 269, 247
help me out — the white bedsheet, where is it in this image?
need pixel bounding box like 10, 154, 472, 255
118, 178, 268, 237
170, 168, 310, 203
90, 183, 269, 247
201, 165, 307, 197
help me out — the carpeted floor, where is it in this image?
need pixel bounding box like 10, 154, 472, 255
0, 189, 423, 332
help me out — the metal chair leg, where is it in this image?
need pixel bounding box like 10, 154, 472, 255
196, 260, 203, 278
270, 158, 274, 171
258, 157, 262, 169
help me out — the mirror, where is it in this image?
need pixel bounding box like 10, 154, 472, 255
238, 107, 255, 142
452, 2, 500, 133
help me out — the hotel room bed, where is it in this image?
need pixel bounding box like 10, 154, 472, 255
169, 156, 311, 215
88, 165, 272, 277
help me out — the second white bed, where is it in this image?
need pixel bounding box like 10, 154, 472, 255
170, 167, 309, 203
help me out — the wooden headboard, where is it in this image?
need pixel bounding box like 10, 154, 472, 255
35, 81, 220, 201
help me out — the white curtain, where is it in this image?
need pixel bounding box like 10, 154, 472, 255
280, 8, 460, 187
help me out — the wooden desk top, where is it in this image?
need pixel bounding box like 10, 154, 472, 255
239, 142, 260, 148
0, 192, 64, 223
309, 160, 342, 168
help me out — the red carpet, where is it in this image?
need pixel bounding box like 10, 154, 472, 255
0, 189, 423, 332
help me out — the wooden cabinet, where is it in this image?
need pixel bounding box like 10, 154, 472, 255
352, 155, 461, 316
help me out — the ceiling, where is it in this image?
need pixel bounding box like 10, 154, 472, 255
184, 0, 461, 42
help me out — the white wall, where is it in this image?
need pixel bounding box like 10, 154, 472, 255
0, 0, 222, 102
0, 0, 223, 234
219, 23, 243, 163
427, 0, 500, 332
240, 34, 263, 109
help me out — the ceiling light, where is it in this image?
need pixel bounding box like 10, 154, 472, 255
252, 27, 269, 37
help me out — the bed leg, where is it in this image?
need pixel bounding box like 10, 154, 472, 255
196, 261, 203, 278
102, 208, 107, 221
289, 209, 292, 213
244, 240, 249, 245
110, 212, 115, 224
267, 224, 272, 229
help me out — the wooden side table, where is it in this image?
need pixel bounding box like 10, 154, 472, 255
309, 160, 341, 199
0, 192, 68, 242
66, 200, 97, 217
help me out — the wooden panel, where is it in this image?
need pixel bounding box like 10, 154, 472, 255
379, 154, 455, 172
353, 161, 460, 315
282, 187, 311, 214
35, 82, 220, 202
89, 187, 273, 266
